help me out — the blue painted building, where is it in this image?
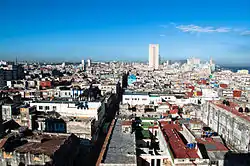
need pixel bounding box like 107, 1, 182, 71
127, 74, 137, 86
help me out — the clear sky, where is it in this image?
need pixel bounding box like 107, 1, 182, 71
1, 0, 250, 65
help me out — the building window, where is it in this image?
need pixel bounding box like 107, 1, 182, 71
39, 106, 43, 110
45, 106, 50, 110
53, 106, 56, 110
125, 98, 129, 100
157, 159, 161, 166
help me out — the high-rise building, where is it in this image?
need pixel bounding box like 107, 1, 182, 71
149, 44, 159, 70
87, 59, 91, 67
0, 63, 24, 88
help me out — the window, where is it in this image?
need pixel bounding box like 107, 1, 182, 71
53, 106, 56, 110
151, 159, 155, 166
60, 124, 64, 130
39, 106, 43, 110
125, 98, 129, 100
54, 123, 58, 130
3, 108, 7, 115
157, 159, 161, 166
45, 106, 50, 110
65, 92, 67, 96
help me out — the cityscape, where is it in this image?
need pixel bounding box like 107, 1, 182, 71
1, 0, 250, 166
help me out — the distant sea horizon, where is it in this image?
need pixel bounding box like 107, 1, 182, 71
219, 65, 250, 72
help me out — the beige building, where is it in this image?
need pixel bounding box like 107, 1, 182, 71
149, 44, 160, 70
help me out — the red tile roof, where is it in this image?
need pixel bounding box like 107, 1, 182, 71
121, 121, 132, 126
196, 137, 228, 151
211, 101, 250, 123
0, 138, 8, 149
160, 122, 200, 159
170, 109, 178, 114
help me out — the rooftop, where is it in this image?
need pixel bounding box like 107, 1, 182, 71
141, 121, 156, 128
136, 129, 151, 139
196, 137, 229, 152
211, 100, 250, 123
124, 90, 149, 96
103, 120, 136, 165
15, 139, 65, 156
33, 97, 103, 103
160, 122, 200, 159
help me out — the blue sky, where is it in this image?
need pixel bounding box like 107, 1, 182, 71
0, 0, 250, 65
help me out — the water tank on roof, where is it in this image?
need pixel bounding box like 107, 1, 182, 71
245, 107, 249, 113
223, 100, 226, 105
239, 107, 243, 113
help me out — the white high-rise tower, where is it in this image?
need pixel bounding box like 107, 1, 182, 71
149, 44, 159, 70
87, 59, 91, 67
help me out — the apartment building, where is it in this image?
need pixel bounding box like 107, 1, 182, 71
201, 100, 250, 153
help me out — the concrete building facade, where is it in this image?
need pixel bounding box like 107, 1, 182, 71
149, 44, 160, 70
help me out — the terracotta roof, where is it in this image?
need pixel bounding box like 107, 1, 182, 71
170, 109, 178, 114
121, 120, 132, 126
0, 138, 8, 149
160, 122, 200, 159
196, 137, 228, 152
212, 101, 250, 123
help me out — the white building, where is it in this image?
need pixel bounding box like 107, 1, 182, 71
87, 59, 91, 67
149, 44, 160, 70
187, 57, 200, 66
30, 100, 104, 122
122, 92, 150, 105
201, 100, 250, 153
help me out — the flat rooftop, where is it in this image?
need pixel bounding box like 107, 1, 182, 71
15, 134, 69, 156
103, 120, 136, 165
160, 122, 200, 159
124, 90, 149, 96
33, 97, 103, 103
196, 137, 228, 152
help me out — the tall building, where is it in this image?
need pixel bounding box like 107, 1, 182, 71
87, 59, 91, 67
149, 44, 159, 70
0, 63, 24, 88
187, 57, 200, 65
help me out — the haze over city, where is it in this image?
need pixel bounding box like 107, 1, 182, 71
1, 0, 250, 65
1, 0, 250, 166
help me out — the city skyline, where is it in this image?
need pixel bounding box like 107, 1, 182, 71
1, 0, 250, 65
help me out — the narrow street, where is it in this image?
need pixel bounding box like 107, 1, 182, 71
79, 94, 120, 166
